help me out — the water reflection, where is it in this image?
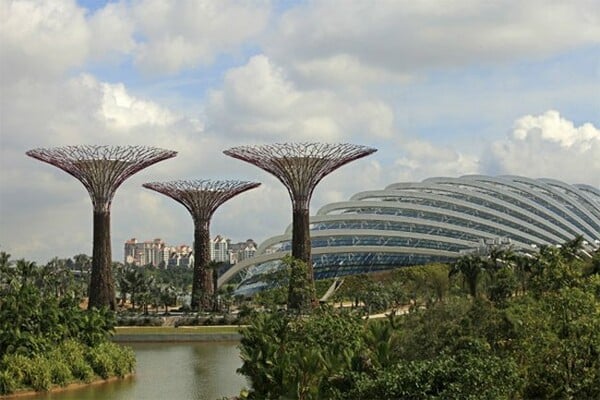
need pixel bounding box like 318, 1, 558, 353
23, 342, 247, 400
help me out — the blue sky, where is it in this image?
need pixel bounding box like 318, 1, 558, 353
1, 0, 598, 262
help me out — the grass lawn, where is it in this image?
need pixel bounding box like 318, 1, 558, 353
114, 326, 242, 335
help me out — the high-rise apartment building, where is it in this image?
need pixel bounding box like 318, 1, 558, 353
228, 239, 257, 264
210, 235, 229, 263
124, 238, 166, 267
165, 244, 194, 268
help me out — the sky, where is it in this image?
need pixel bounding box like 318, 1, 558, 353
1, 0, 599, 263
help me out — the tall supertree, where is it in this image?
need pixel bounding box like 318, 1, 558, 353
223, 142, 377, 310
26, 145, 177, 310
142, 180, 260, 310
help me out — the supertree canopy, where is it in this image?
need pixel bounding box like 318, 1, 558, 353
223, 142, 377, 310
26, 145, 177, 310
143, 179, 260, 310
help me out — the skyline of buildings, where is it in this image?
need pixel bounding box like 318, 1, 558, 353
124, 236, 257, 268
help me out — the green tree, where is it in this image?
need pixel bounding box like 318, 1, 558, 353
450, 254, 485, 297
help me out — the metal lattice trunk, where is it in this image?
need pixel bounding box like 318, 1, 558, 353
26, 145, 177, 310
143, 180, 261, 311
223, 142, 377, 310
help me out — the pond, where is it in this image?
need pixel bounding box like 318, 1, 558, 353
24, 342, 247, 400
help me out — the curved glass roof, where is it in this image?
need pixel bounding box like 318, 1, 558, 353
221, 175, 600, 294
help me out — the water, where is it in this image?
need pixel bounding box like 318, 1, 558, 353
24, 342, 247, 400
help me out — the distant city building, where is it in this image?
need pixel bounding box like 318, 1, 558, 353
228, 239, 258, 264
124, 236, 256, 268
124, 238, 166, 267
165, 244, 194, 268
211, 235, 229, 263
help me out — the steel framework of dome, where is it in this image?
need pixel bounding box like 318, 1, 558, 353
219, 175, 600, 294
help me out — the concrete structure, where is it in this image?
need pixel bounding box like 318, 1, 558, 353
219, 175, 600, 294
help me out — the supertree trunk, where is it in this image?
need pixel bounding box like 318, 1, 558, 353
224, 142, 377, 311
143, 180, 260, 312
191, 219, 213, 310
288, 207, 315, 308
89, 209, 116, 310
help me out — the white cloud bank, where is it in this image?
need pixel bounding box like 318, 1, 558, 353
488, 111, 600, 186
0, 0, 90, 81
131, 0, 270, 74
269, 0, 600, 85
206, 55, 395, 141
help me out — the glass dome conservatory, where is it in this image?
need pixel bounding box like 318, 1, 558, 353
219, 175, 600, 294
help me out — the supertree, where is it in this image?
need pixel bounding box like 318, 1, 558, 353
26, 145, 177, 310
142, 180, 260, 310
223, 142, 377, 310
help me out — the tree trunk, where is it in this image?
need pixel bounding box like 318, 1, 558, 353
288, 207, 317, 310
88, 210, 116, 310
191, 220, 212, 311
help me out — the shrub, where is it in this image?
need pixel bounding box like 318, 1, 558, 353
88, 343, 116, 379
49, 359, 72, 387
103, 342, 136, 378
24, 356, 53, 391
0, 369, 17, 395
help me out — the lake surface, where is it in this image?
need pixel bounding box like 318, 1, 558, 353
24, 342, 247, 400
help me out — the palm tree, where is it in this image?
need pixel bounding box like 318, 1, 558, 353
119, 267, 145, 311
450, 254, 485, 298
16, 259, 37, 288
158, 284, 177, 314
559, 235, 586, 261
0, 251, 11, 269
73, 254, 91, 274
512, 253, 536, 295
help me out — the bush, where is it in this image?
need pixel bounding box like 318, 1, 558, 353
0, 369, 17, 395
49, 359, 73, 387
24, 356, 53, 391
0, 254, 134, 393
87, 342, 135, 379
116, 315, 164, 326
102, 342, 136, 378
88, 344, 115, 379
174, 316, 195, 327
56, 340, 94, 383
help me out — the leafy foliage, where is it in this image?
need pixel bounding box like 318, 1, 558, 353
237, 240, 600, 399
0, 252, 135, 394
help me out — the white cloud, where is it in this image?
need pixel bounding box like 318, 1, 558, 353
131, 0, 271, 74
0, 0, 271, 83
393, 139, 480, 182
293, 54, 413, 88
92, 77, 180, 130
0, 0, 90, 81
206, 55, 395, 141
488, 111, 600, 185
268, 0, 600, 84
88, 1, 135, 60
